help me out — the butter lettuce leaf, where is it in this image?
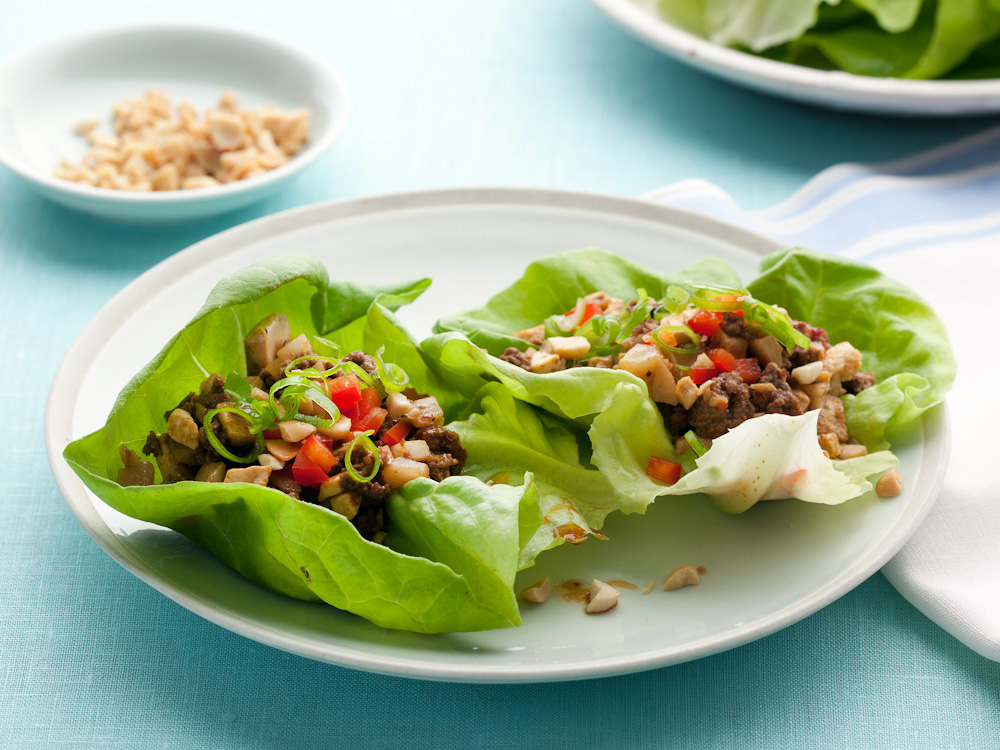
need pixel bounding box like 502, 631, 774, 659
658, 0, 1000, 79
63, 254, 551, 633
748, 247, 955, 451
433, 246, 951, 516
448, 385, 616, 565
592, 393, 898, 514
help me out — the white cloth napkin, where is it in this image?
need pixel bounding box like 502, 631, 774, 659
647, 129, 1000, 661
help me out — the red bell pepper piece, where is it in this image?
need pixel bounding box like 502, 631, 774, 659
564, 303, 602, 327
646, 456, 682, 485
382, 421, 412, 446
690, 367, 717, 385
327, 373, 362, 411
299, 434, 336, 474
353, 406, 387, 434
707, 348, 737, 372
731, 358, 762, 384
688, 309, 723, 336
292, 451, 329, 488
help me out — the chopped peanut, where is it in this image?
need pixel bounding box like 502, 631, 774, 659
875, 468, 903, 498
224, 466, 272, 486
55, 89, 310, 191
585, 579, 619, 614
521, 577, 551, 603
278, 420, 316, 443
662, 564, 700, 591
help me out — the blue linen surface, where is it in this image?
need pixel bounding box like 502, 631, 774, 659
1, 1, 998, 748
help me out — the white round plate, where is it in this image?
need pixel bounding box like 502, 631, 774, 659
0, 23, 349, 223
591, 0, 1000, 116
45, 188, 948, 682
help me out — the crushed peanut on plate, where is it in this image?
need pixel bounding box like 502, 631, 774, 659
53, 89, 310, 191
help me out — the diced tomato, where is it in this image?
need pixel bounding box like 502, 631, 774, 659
292, 451, 328, 488
690, 367, 717, 385
646, 456, 682, 485
353, 406, 387, 433
707, 348, 736, 372
299, 434, 336, 473
383, 421, 412, 446
564, 303, 602, 327
327, 374, 362, 411
262, 428, 281, 440
688, 309, 723, 336
731, 358, 762, 385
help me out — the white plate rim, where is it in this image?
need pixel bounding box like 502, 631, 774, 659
0, 20, 350, 205
590, 0, 1000, 113
44, 187, 950, 682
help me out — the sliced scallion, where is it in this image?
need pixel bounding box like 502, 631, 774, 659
652, 325, 700, 354
374, 346, 409, 392
344, 429, 380, 483
684, 430, 708, 458
203, 406, 259, 464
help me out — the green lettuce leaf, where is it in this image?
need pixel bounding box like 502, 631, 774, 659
433, 247, 741, 356
432, 246, 952, 515
700, 0, 841, 52
590, 388, 898, 514
63, 254, 547, 633
748, 247, 956, 451
851, 0, 923, 32
448, 385, 617, 566
658, 0, 1000, 79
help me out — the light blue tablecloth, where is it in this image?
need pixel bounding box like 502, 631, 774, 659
1, 2, 997, 748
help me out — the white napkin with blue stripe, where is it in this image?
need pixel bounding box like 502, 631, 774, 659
647, 131, 1000, 662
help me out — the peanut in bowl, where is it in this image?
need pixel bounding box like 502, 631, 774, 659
0, 22, 349, 224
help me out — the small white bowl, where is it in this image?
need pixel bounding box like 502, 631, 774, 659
0, 23, 349, 223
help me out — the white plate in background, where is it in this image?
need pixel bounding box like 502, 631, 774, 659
44, 188, 948, 682
0, 23, 349, 223
591, 0, 1000, 116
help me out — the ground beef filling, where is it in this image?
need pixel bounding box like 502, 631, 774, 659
688, 373, 755, 439
500, 347, 533, 371
751, 363, 806, 417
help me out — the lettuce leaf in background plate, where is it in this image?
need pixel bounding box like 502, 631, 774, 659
659, 0, 1000, 79
430, 247, 953, 514
63, 254, 561, 633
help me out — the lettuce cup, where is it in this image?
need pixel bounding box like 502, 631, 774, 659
427, 247, 955, 515
63, 255, 610, 633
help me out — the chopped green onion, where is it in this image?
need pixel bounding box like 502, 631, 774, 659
742, 299, 810, 352
344, 430, 380, 483
690, 295, 744, 312
268, 375, 341, 425
658, 285, 691, 315
203, 406, 259, 464
284, 355, 342, 379
331, 361, 383, 395
615, 289, 652, 344
374, 346, 409, 392
678, 450, 699, 475
684, 430, 708, 458
310, 336, 342, 358
584, 344, 620, 358
684, 281, 749, 297
651, 325, 700, 354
